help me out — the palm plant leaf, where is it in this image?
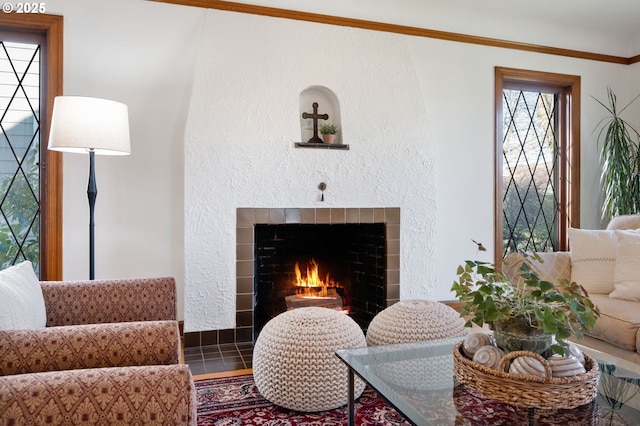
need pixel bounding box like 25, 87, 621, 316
592, 88, 640, 219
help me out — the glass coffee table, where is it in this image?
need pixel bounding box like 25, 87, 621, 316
335, 337, 640, 425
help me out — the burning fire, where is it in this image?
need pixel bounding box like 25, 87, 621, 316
287, 259, 348, 313
294, 259, 339, 298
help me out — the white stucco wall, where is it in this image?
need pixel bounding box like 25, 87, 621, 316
409, 38, 634, 303
37, 0, 638, 330
183, 9, 635, 331
184, 11, 436, 331
44, 0, 206, 321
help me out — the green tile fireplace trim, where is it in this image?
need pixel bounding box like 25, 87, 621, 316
188, 207, 404, 347
184, 327, 252, 348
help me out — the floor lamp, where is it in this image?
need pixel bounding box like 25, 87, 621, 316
48, 96, 131, 280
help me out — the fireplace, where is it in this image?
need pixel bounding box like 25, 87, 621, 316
227, 207, 400, 345
254, 223, 386, 339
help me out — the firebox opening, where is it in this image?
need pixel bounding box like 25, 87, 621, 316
254, 223, 386, 340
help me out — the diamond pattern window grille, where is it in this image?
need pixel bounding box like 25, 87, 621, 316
502, 89, 559, 258
0, 41, 41, 274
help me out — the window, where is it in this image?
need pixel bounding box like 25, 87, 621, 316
0, 14, 62, 279
495, 67, 580, 266
0, 39, 42, 272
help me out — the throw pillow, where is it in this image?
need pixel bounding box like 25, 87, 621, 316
0, 261, 46, 330
609, 230, 640, 301
568, 228, 617, 294
606, 214, 640, 230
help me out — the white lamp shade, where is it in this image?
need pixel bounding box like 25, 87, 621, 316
48, 96, 131, 155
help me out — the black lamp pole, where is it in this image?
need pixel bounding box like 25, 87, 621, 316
87, 150, 97, 280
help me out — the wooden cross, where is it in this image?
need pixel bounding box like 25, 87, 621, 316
302, 102, 328, 143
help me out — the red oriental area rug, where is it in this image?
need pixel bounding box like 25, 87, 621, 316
195, 374, 411, 425
195, 373, 617, 425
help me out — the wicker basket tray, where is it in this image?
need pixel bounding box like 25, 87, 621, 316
453, 342, 600, 410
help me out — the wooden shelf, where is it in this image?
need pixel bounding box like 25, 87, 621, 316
295, 142, 349, 150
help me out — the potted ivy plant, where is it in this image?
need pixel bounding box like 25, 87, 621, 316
451, 253, 599, 356
319, 123, 339, 144
593, 88, 640, 220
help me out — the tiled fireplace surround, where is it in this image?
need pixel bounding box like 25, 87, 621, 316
183, 207, 400, 348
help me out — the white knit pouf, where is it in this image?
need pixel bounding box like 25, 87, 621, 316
366, 299, 467, 346
370, 339, 458, 391
253, 307, 367, 412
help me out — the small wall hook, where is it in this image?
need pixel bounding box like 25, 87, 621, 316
318, 182, 326, 202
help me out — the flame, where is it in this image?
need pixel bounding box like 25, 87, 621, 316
294, 259, 337, 297
288, 259, 348, 313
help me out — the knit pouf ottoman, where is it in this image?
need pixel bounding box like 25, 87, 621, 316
366, 300, 467, 392
366, 299, 467, 346
253, 307, 366, 412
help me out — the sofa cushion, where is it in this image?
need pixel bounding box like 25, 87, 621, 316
606, 214, 640, 230
502, 251, 572, 288
568, 228, 616, 294
587, 294, 640, 351
610, 230, 640, 302
0, 364, 196, 425
0, 261, 46, 330
530, 251, 572, 284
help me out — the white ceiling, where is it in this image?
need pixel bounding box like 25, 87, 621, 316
460, 0, 640, 45
224, 0, 640, 57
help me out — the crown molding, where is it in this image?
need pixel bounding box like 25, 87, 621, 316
152, 0, 633, 65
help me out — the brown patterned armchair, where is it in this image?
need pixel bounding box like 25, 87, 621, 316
0, 277, 196, 425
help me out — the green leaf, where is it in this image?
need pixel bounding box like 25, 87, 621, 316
551, 343, 566, 356
538, 281, 554, 292
476, 265, 495, 275
555, 327, 571, 340
542, 309, 557, 333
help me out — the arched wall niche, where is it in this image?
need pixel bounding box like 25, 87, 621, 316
299, 86, 342, 145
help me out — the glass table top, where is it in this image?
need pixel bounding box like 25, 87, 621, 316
335, 337, 640, 425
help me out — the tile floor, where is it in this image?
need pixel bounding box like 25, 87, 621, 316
183, 342, 254, 376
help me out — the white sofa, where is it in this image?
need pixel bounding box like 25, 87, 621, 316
503, 214, 640, 365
